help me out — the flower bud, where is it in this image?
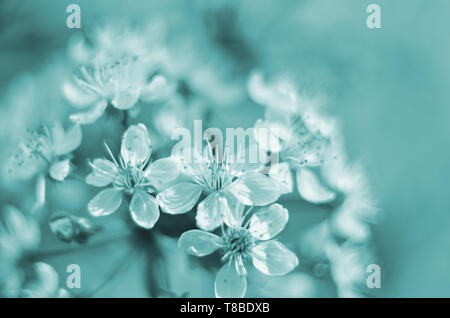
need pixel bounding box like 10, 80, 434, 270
49, 212, 101, 243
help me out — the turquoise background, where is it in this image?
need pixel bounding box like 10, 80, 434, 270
0, 0, 449, 297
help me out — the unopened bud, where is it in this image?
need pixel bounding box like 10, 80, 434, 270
49, 212, 101, 243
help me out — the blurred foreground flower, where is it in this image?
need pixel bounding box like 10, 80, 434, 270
0, 206, 66, 297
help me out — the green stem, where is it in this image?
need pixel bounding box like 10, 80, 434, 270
121, 110, 129, 130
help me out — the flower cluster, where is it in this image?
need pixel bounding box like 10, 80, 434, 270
1, 20, 379, 299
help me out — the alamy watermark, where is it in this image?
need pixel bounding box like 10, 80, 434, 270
366, 264, 381, 289
367, 4, 382, 29
170, 120, 279, 166
66, 4, 381, 31
66, 4, 81, 29
66, 264, 81, 289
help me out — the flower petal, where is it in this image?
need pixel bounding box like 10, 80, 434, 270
247, 71, 299, 113
49, 159, 71, 181
269, 163, 293, 195
178, 230, 224, 257
111, 85, 140, 110
249, 204, 289, 240
86, 158, 118, 187
195, 191, 229, 231
31, 174, 46, 213
52, 123, 83, 156
70, 99, 107, 124
156, 182, 203, 214
331, 209, 371, 242
296, 167, 336, 204
140, 75, 173, 103
227, 170, 280, 206
251, 240, 299, 276
144, 157, 179, 189
3, 205, 40, 250
22, 262, 59, 298
223, 196, 245, 228
129, 190, 160, 229
121, 123, 151, 167
62, 81, 97, 108
88, 188, 123, 216
215, 261, 247, 298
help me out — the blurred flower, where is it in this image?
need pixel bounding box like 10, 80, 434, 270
156, 144, 281, 231
325, 240, 377, 298
322, 156, 380, 243
0, 205, 65, 297
249, 71, 339, 204
17, 262, 68, 298
299, 216, 378, 297
86, 124, 179, 229
49, 212, 101, 243
64, 25, 172, 121
9, 123, 82, 182
178, 201, 298, 297
67, 24, 167, 66
63, 54, 174, 125
247, 71, 306, 114
299, 220, 334, 264
254, 113, 337, 204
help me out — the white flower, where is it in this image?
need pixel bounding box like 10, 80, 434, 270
9, 123, 82, 182
325, 241, 377, 298
254, 112, 337, 204
178, 201, 298, 297
63, 55, 173, 125
86, 124, 179, 229
248, 71, 338, 204
156, 145, 281, 231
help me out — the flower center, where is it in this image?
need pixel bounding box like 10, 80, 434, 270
79, 56, 141, 99
206, 161, 231, 191
224, 228, 254, 259
114, 166, 146, 194
194, 149, 235, 192
281, 115, 330, 166
14, 127, 53, 168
